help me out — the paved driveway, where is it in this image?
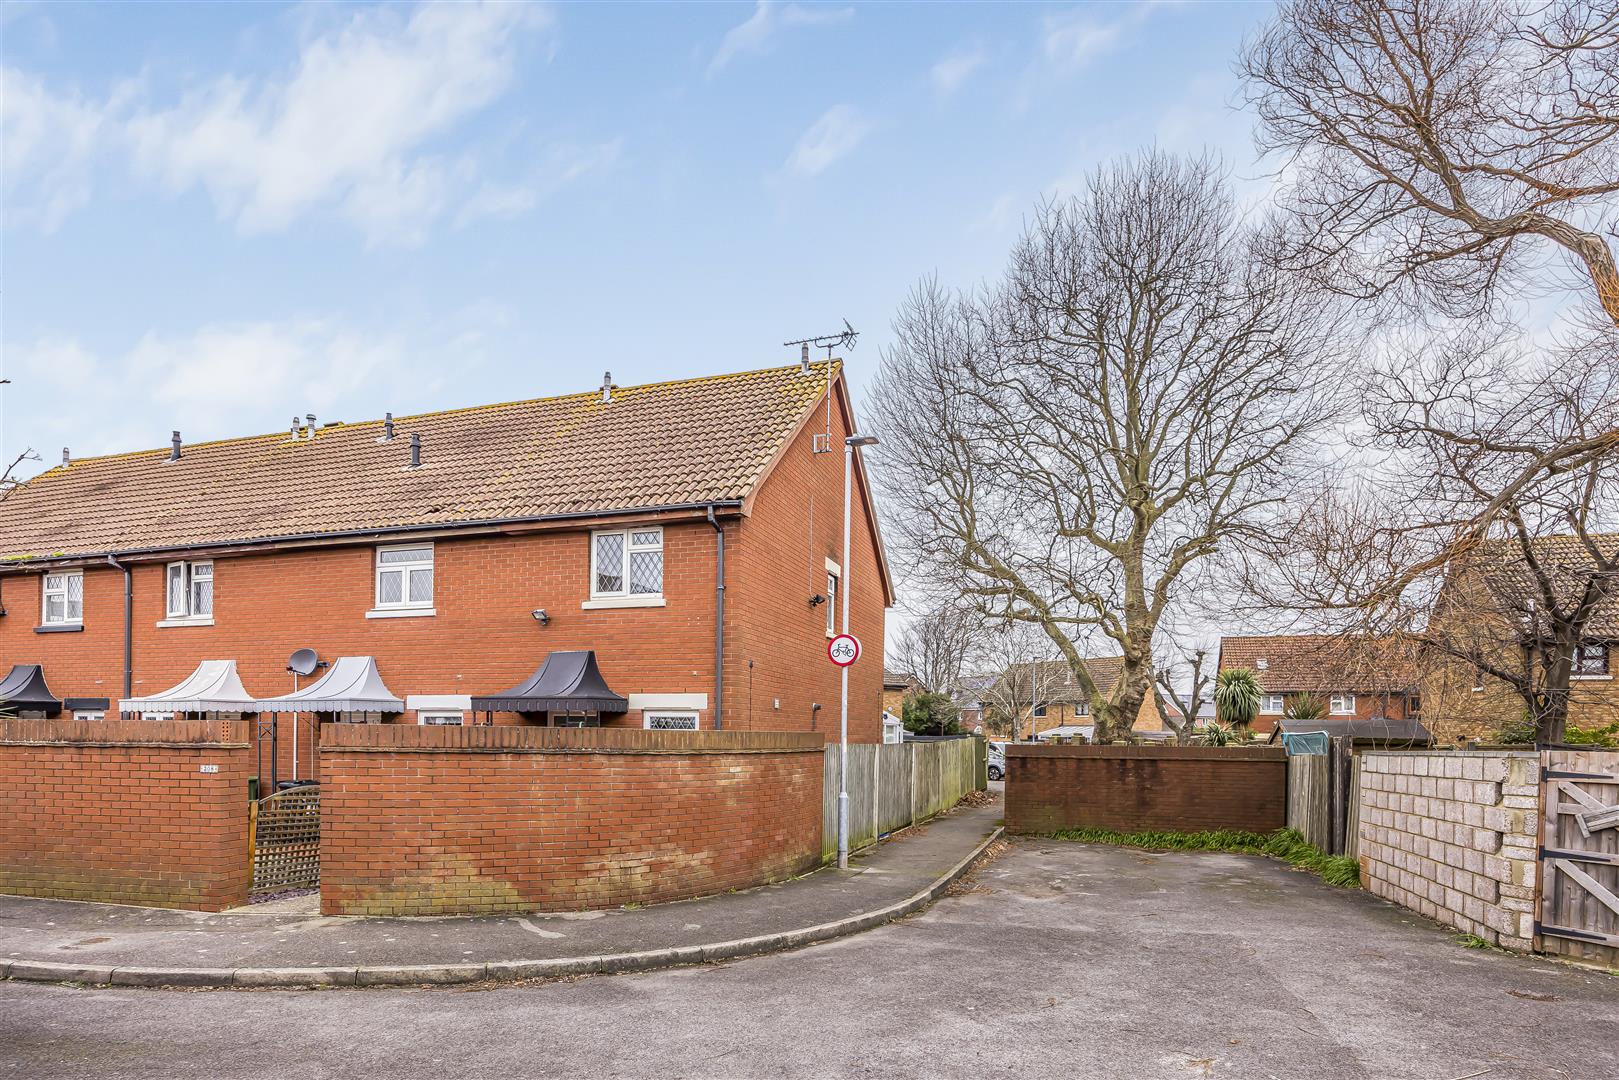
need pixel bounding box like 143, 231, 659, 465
4, 839, 1616, 1079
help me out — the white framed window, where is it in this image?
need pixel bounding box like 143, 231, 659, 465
73, 710, 105, 722
643, 710, 699, 731
374, 544, 434, 612
165, 560, 213, 620
1329, 694, 1356, 716
825, 564, 840, 637
141, 712, 175, 722
417, 710, 464, 726
42, 571, 83, 625
1032, 703, 1048, 719
1260, 694, 1285, 715
592, 528, 663, 598
1573, 643, 1611, 678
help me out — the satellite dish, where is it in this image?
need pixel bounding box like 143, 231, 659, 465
287, 648, 320, 677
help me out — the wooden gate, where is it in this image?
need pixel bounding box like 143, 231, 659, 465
1535, 749, 1619, 968
250, 784, 320, 895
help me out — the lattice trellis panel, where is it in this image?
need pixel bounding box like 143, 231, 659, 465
251, 786, 320, 894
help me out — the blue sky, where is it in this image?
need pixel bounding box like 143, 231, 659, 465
2, 0, 1271, 479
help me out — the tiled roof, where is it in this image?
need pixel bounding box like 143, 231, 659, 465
0, 362, 839, 561
1473, 534, 1619, 638
999, 656, 1129, 703
1217, 635, 1418, 694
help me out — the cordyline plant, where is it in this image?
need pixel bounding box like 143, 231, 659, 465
870, 150, 1348, 743
1214, 668, 1263, 729
1284, 692, 1328, 722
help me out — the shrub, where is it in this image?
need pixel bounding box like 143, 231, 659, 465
902, 691, 962, 736
1284, 691, 1327, 721
1215, 668, 1263, 728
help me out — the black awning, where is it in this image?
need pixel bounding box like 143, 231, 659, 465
64, 697, 111, 711
0, 664, 63, 717
472, 651, 629, 714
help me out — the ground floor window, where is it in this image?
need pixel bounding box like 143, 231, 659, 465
418, 711, 464, 726
141, 711, 175, 722
643, 711, 699, 731
72, 710, 105, 722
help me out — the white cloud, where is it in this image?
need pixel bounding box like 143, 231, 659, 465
2, 2, 569, 244
931, 46, 987, 97
1041, 2, 1166, 71
126, 2, 549, 243
786, 104, 870, 176
0, 68, 127, 232
453, 138, 624, 227
6, 322, 412, 464
708, 1, 853, 76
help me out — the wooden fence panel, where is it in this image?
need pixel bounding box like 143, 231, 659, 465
1287, 754, 1332, 850
1536, 748, 1619, 969
877, 745, 913, 836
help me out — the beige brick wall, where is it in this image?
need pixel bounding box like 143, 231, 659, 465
1357, 750, 1540, 951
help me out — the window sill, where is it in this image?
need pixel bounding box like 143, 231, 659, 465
34, 624, 84, 634
1571, 674, 1612, 681
366, 607, 436, 619
581, 596, 666, 610
157, 617, 214, 629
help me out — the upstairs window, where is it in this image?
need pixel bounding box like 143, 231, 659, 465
166, 561, 213, 620
42, 571, 83, 625
1032, 703, 1048, 719
825, 564, 840, 636
1329, 694, 1356, 716
376, 544, 434, 610
1260, 694, 1285, 715
1574, 643, 1611, 677
593, 528, 663, 598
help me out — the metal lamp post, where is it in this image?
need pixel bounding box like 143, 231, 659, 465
839, 432, 879, 870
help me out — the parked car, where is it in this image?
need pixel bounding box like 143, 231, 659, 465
987, 741, 1006, 781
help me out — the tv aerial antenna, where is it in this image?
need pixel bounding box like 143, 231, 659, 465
784, 321, 858, 453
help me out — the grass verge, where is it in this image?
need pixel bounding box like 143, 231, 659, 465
1046, 826, 1361, 888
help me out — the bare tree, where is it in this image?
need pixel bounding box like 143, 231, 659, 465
1246, 325, 1619, 742
1153, 646, 1214, 746
889, 603, 980, 697
971, 622, 1063, 740
1240, 0, 1619, 328
871, 151, 1347, 741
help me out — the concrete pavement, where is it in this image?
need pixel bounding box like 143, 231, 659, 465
4, 837, 1615, 1079
0, 795, 1002, 987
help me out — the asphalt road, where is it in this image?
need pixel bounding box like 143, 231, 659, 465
5, 839, 1616, 1080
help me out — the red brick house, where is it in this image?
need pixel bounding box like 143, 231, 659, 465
0, 361, 893, 783
1215, 635, 1420, 735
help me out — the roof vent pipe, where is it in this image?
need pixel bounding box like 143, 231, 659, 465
169, 431, 182, 461
601, 371, 612, 404
291, 417, 301, 439
800, 343, 811, 374
379, 412, 395, 442
61, 448, 70, 467
305, 414, 316, 440
408, 432, 422, 469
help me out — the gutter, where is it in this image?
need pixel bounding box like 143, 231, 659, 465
0, 500, 747, 571
706, 505, 726, 730
104, 554, 133, 698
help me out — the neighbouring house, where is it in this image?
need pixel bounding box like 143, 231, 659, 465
951, 672, 994, 733
1215, 635, 1420, 736
882, 670, 925, 718
992, 657, 1167, 741
0, 360, 894, 786
1420, 533, 1618, 741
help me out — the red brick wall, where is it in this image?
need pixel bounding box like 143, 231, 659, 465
1005, 744, 1287, 834
319, 725, 825, 915
0, 719, 251, 911
728, 378, 887, 742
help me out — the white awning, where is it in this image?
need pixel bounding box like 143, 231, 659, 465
255, 656, 404, 713
119, 660, 259, 714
